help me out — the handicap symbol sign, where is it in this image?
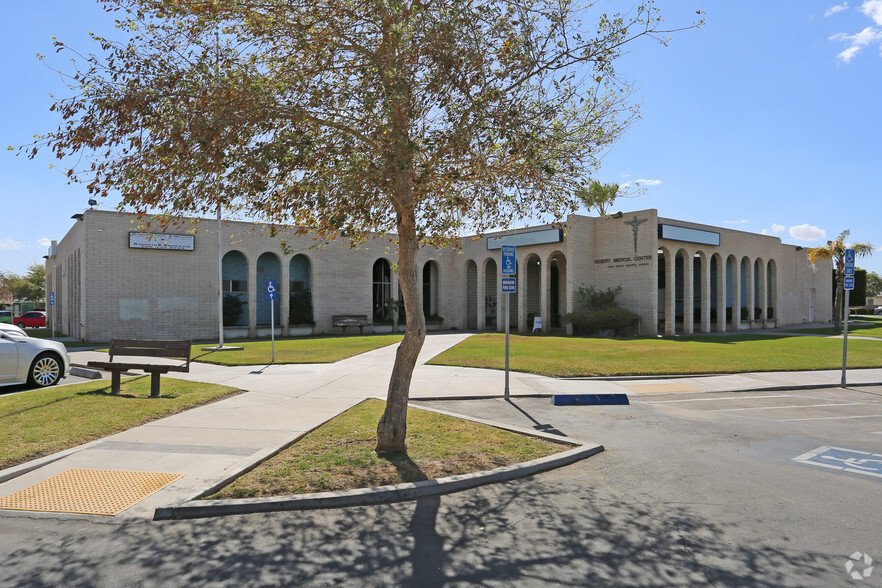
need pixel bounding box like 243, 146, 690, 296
266, 280, 278, 301
845, 249, 855, 264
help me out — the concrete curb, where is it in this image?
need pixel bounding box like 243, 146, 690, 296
154, 442, 602, 520
154, 402, 601, 520
70, 365, 103, 379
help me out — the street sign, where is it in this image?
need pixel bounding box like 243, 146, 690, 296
265, 280, 278, 300
501, 245, 516, 275
49, 292, 55, 306
501, 277, 516, 293
844, 248, 855, 276
844, 275, 855, 290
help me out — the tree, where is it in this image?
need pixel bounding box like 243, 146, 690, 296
576, 180, 620, 216
866, 270, 882, 298
806, 230, 874, 331
4, 263, 46, 303
29, 0, 699, 453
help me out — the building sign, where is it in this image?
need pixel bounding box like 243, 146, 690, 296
129, 232, 195, 251
594, 254, 654, 270
658, 224, 721, 247
487, 228, 563, 250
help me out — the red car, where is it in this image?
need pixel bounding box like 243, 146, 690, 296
13, 311, 47, 328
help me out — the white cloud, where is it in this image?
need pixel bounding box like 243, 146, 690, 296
826, 2, 849, 17
37, 238, 52, 247
725, 219, 749, 225
634, 178, 661, 186
863, 0, 882, 24
830, 2, 882, 62
789, 224, 827, 242
0, 238, 25, 251
772, 223, 786, 234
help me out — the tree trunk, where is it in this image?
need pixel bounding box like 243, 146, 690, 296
376, 212, 426, 454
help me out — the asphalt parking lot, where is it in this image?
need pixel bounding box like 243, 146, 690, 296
3, 385, 881, 586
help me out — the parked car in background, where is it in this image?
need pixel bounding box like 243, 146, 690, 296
0, 310, 12, 323
875, 306, 882, 315
0, 325, 70, 387
13, 310, 47, 328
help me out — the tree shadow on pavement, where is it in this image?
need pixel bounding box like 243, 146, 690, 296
0, 472, 839, 587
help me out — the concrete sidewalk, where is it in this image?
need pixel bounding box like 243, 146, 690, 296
1, 332, 881, 520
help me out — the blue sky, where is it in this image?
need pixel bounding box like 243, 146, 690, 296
1, 1, 880, 276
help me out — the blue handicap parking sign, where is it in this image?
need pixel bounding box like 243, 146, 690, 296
265, 280, 278, 300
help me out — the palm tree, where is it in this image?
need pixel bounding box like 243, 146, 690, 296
806, 230, 874, 330
576, 180, 620, 216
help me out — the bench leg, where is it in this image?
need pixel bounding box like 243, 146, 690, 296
111, 371, 121, 394
150, 372, 161, 398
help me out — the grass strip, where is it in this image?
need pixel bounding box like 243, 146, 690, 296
0, 377, 240, 470
191, 335, 403, 365
206, 398, 571, 499
427, 333, 882, 377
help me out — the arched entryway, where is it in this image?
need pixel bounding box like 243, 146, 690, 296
256, 252, 281, 326
484, 258, 498, 330
466, 260, 478, 329
548, 251, 567, 329
525, 253, 541, 330
222, 251, 248, 327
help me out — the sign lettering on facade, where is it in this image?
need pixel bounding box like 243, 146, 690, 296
129, 232, 195, 251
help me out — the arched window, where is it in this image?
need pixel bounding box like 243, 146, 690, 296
423, 261, 439, 318
222, 251, 248, 327
373, 259, 392, 321
289, 255, 313, 325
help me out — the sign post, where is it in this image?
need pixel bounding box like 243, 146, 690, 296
842, 249, 855, 386
266, 280, 278, 363
49, 291, 55, 339
501, 246, 516, 399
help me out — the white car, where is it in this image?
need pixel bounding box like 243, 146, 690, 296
0, 325, 71, 387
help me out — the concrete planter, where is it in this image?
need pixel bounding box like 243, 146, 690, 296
750, 320, 764, 329
256, 326, 282, 337
764, 320, 777, 329
223, 327, 249, 339
287, 325, 314, 337
372, 324, 394, 334
426, 321, 443, 331
737, 322, 751, 330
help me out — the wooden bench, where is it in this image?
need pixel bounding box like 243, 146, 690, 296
87, 339, 192, 397
332, 314, 370, 334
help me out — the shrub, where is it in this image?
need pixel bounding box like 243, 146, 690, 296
289, 291, 314, 325
563, 308, 639, 335
223, 294, 246, 326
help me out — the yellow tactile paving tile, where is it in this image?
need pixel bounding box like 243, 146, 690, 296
0, 469, 183, 516
621, 382, 702, 395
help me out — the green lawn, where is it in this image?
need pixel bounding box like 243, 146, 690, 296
191, 334, 403, 365
206, 398, 571, 499
0, 377, 240, 470
785, 316, 882, 338
427, 333, 882, 377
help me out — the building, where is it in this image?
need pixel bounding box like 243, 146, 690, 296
46, 208, 831, 341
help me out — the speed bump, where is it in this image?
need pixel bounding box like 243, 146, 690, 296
0, 469, 183, 516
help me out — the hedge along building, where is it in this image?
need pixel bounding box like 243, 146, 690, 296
46, 208, 830, 342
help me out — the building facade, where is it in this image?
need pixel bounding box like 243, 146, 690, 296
46, 209, 831, 341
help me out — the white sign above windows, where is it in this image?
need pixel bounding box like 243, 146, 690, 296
128, 232, 195, 251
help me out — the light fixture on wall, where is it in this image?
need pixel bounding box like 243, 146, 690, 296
88, 198, 97, 208
71, 213, 84, 221
611, 211, 623, 218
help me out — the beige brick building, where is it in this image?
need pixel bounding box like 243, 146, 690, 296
46, 209, 831, 341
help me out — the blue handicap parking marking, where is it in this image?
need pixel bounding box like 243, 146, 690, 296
794, 445, 882, 480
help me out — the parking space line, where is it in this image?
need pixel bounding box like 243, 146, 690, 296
782, 414, 882, 422
713, 402, 865, 413
635, 394, 793, 405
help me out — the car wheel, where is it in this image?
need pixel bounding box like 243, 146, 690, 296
28, 353, 62, 387
17, 322, 25, 328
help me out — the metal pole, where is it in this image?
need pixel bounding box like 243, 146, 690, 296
504, 291, 510, 399
841, 288, 850, 387
217, 204, 225, 349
